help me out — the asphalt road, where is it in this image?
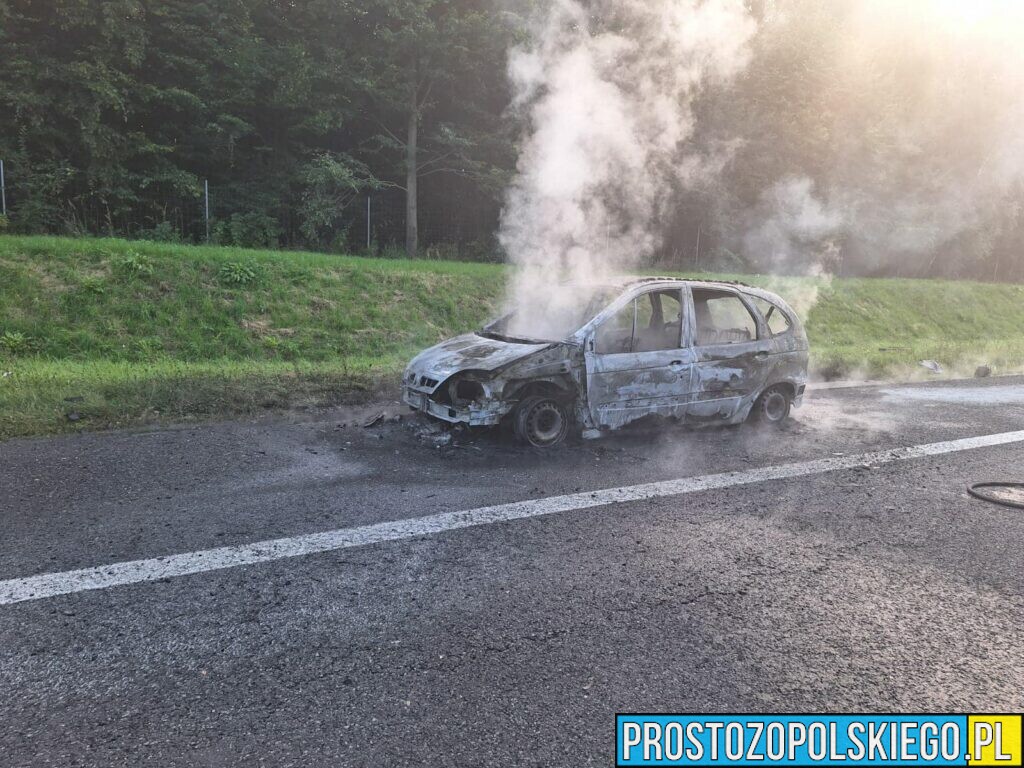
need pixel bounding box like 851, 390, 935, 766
2, 378, 1024, 766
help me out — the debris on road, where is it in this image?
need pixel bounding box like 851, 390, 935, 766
407, 417, 442, 438
430, 433, 454, 449
919, 360, 943, 374
65, 412, 82, 422
975, 365, 992, 379
362, 412, 385, 428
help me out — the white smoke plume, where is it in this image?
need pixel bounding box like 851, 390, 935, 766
743, 177, 844, 276
499, 0, 756, 339
735, 0, 1024, 281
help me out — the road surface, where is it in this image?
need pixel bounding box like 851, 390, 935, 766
2, 378, 1023, 766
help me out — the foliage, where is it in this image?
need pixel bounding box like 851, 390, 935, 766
213, 213, 281, 249
218, 260, 261, 286
298, 153, 378, 248
0, 234, 504, 366
2, 234, 1024, 438
0, 0, 514, 255
137, 221, 181, 243
80, 276, 107, 295
112, 251, 154, 279
0, 330, 36, 355
0, 0, 1021, 275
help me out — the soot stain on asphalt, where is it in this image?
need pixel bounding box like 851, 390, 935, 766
336, 391, 912, 487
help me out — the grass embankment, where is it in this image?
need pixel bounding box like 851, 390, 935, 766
2, 235, 1023, 439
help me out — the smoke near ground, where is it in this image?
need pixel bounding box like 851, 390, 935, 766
498, 0, 756, 339
497, 0, 1024, 330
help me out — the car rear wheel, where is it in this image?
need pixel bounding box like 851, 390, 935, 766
752, 385, 792, 426
513, 396, 572, 448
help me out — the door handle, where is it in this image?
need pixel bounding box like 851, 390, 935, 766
670, 360, 685, 368
754, 352, 769, 360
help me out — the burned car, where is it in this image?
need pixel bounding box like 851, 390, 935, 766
403, 278, 809, 447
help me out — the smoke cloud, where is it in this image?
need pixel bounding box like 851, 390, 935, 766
498, 0, 756, 339
495, 0, 1024, 340
743, 177, 844, 276
732, 0, 1024, 281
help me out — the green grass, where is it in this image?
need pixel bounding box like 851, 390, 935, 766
2, 234, 1023, 439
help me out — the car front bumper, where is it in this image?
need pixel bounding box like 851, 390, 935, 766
403, 387, 505, 427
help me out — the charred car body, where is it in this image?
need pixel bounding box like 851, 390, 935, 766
403, 278, 809, 447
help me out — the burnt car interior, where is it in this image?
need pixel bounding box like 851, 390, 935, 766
751, 297, 794, 336
692, 289, 759, 346
595, 290, 683, 354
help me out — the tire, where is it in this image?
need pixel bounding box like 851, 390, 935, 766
751, 385, 792, 426
513, 396, 572, 448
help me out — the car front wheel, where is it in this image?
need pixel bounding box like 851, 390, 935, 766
752, 385, 792, 426
513, 396, 572, 448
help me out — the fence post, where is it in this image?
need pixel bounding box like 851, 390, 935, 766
695, 223, 702, 270
366, 195, 371, 250
1, 159, 6, 217
204, 179, 210, 242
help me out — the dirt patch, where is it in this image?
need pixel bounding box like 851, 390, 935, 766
28, 264, 71, 293
242, 318, 271, 335
242, 318, 296, 337
310, 296, 336, 313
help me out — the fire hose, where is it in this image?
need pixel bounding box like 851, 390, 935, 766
967, 482, 1024, 510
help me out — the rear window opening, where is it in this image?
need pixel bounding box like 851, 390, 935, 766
692, 289, 758, 346
752, 297, 793, 336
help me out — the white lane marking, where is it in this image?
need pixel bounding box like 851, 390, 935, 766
809, 374, 1022, 392
808, 380, 888, 391
3, 430, 1024, 606
883, 385, 1024, 406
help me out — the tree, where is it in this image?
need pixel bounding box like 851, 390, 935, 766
356, 0, 514, 257
298, 152, 378, 248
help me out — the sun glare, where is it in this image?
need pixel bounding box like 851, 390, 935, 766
928, 0, 1024, 34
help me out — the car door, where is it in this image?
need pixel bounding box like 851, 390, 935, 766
686, 287, 773, 420
584, 287, 694, 429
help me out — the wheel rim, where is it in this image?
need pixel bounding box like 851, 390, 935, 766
763, 391, 788, 421
526, 402, 564, 445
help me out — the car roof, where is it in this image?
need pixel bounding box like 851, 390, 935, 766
589, 275, 765, 294
572, 276, 798, 315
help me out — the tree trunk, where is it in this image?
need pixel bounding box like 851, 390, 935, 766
405, 76, 419, 259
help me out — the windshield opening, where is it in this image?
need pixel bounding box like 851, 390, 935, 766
483, 286, 617, 343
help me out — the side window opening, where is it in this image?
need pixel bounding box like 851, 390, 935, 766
692, 289, 758, 346
752, 297, 793, 337
594, 289, 684, 354
595, 300, 635, 355
634, 290, 683, 352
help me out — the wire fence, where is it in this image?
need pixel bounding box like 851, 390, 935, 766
0, 160, 504, 261
7, 158, 1017, 280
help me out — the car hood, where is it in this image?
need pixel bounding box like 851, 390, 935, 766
407, 333, 552, 382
